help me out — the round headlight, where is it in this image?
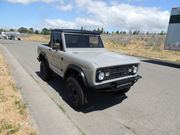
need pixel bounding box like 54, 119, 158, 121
98, 72, 105, 81
132, 66, 138, 74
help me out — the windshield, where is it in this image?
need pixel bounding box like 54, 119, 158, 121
65, 34, 104, 48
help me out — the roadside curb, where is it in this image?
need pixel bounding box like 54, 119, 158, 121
0, 44, 81, 135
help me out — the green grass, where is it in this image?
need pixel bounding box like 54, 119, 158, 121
176, 59, 180, 63
12, 84, 18, 92
0, 127, 2, 134
0, 95, 7, 102
58, 104, 66, 113
151, 46, 162, 52
0, 122, 19, 135
30, 132, 37, 135
57, 103, 86, 135
123, 124, 136, 134
7, 127, 19, 135
14, 100, 27, 115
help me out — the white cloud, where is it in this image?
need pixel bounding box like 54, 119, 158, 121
37, 18, 103, 29
5, 0, 169, 32
3, 0, 63, 4
40, 0, 170, 32
55, 4, 73, 11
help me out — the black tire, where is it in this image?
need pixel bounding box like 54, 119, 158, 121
40, 60, 52, 81
65, 77, 86, 110
116, 87, 131, 94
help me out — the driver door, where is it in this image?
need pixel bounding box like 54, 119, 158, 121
51, 32, 64, 76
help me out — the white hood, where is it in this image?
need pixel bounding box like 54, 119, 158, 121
67, 49, 140, 68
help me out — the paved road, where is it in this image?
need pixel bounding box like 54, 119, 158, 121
1, 39, 180, 135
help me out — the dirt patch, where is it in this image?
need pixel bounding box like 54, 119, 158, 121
0, 47, 38, 135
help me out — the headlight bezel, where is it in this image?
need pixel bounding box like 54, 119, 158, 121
131, 66, 138, 75
96, 71, 105, 82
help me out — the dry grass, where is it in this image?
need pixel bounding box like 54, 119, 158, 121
0, 47, 38, 135
24, 35, 49, 43
104, 40, 180, 63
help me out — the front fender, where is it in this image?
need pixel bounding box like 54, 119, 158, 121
64, 64, 89, 87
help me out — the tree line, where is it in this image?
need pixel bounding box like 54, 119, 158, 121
0, 27, 166, 35
0, 27, 50, 35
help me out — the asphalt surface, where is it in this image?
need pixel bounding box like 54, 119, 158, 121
1, 39, 180, 135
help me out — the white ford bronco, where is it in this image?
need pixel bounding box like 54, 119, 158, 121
37, 29, 141, 109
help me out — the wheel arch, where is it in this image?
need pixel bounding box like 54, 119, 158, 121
64, 64, 89, 87
38, 52, 50, 67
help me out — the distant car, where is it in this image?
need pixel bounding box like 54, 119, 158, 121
1, 32, 22, 41
0, 35, 3, 39
17, 37, 23, 40
37, 29, 142, 110
9, 35, 17, 40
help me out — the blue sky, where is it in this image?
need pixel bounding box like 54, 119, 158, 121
0, 0, 180, 32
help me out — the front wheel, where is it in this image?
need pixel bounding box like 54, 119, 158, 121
65, 77, 86, 110
40, 60, 52, 81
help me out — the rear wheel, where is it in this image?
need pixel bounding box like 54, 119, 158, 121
40, 60, 52, 81
65, 77, 86, 110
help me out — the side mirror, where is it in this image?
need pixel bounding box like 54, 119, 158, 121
52, 46, 58, 50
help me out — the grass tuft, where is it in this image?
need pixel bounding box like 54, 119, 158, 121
7, 127, 19, 135
12, 84, 18, 92
30, 132, 37, 135
14, 100, 27, 115
58, 104, 66, 113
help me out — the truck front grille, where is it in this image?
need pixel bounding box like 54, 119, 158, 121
96, 64, 138, 82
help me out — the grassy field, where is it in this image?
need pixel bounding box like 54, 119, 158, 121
0, 47, 38, 135
104, 40, 180, 63
22, 34, 180, 63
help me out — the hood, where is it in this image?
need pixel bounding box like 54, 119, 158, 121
67, 49, 140, 68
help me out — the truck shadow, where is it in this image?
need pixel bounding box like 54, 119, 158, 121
36, 72, 127, 113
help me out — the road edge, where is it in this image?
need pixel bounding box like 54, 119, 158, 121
0, 44, 81, 135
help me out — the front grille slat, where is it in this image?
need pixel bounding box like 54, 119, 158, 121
96, 64, 138, 82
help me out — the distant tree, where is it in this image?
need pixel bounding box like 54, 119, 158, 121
100, 27, 104, 34
129, 30, 132, 35
116, 30, 119, 34
146, 31, 150, 35
18, 27, 28, 33
123, 31, 126, 34
41, 28, 50, 35
107, 31, 109, 34
81, 27, 84, 30
28, 28, 34, 34
97, 28, 101, 33
133, 30, 140, 35
159, 30, 165, 35
35, 29, 39, 34
0, 28, 4, 32
10, 28, 15, 32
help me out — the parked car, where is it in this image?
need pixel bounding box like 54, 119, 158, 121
37, 29, 142, 110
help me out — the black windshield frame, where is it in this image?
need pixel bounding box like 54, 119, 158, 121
64, 34, 104, 48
